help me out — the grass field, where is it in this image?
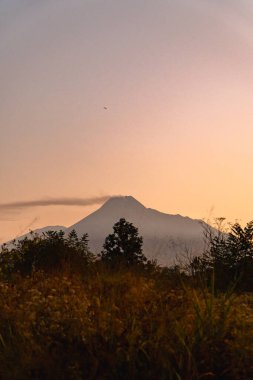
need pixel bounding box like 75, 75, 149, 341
0, 266, 252, 380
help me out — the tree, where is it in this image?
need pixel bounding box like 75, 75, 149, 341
190, 220, 253, 291
100, 218, 147, 266
0, 230, 94, 276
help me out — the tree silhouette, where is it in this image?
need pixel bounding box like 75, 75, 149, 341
190, 220, 253, 291
0, 230, 94, 276
101, 218, 147, 266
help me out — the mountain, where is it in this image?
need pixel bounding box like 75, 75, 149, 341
66, 196, 206, 266
10, 196, 207, 266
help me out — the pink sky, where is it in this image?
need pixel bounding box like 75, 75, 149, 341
1, 0, 253, 242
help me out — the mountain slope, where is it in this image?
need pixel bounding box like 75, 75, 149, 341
66, 196, 206, 265
10, 196, 207, 265
9, 226, 66, 243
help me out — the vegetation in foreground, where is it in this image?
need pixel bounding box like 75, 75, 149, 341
0, 219, 252, 380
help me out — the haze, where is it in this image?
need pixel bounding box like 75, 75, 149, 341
1, 0, 253, 242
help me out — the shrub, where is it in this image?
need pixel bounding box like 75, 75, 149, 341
0, 230, 94, 276
190, 220, 253, 291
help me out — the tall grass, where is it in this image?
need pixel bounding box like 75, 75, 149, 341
0, 266, 252, 379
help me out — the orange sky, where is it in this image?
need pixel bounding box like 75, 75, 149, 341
1, 0, 253, 243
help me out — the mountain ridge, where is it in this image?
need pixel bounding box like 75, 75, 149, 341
9, 196, 206, 265
66, 196, 205, 265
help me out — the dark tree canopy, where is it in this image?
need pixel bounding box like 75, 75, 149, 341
0, 230, 94, 276
190, 220, 253, 291
101, 218, 147, 266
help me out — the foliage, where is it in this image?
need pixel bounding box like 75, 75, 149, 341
0, 269, 252, 380
190, 220, 253, 291
100, 218, 147, 266
0, 220, 252, 379
0, 230, 94, 276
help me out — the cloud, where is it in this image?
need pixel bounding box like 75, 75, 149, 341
0, 196, 113, 212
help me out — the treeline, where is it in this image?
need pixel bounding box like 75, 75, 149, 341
1, 218, 253, 291
189, 219, 253, 292
0, 218, 252, 379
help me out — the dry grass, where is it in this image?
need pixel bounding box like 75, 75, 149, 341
0, 269, 252, 380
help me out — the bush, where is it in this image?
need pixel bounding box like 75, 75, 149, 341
0, 230, 94, 277
190, 220, 253, 291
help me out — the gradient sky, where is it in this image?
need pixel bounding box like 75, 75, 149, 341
1, 0, 253, 242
